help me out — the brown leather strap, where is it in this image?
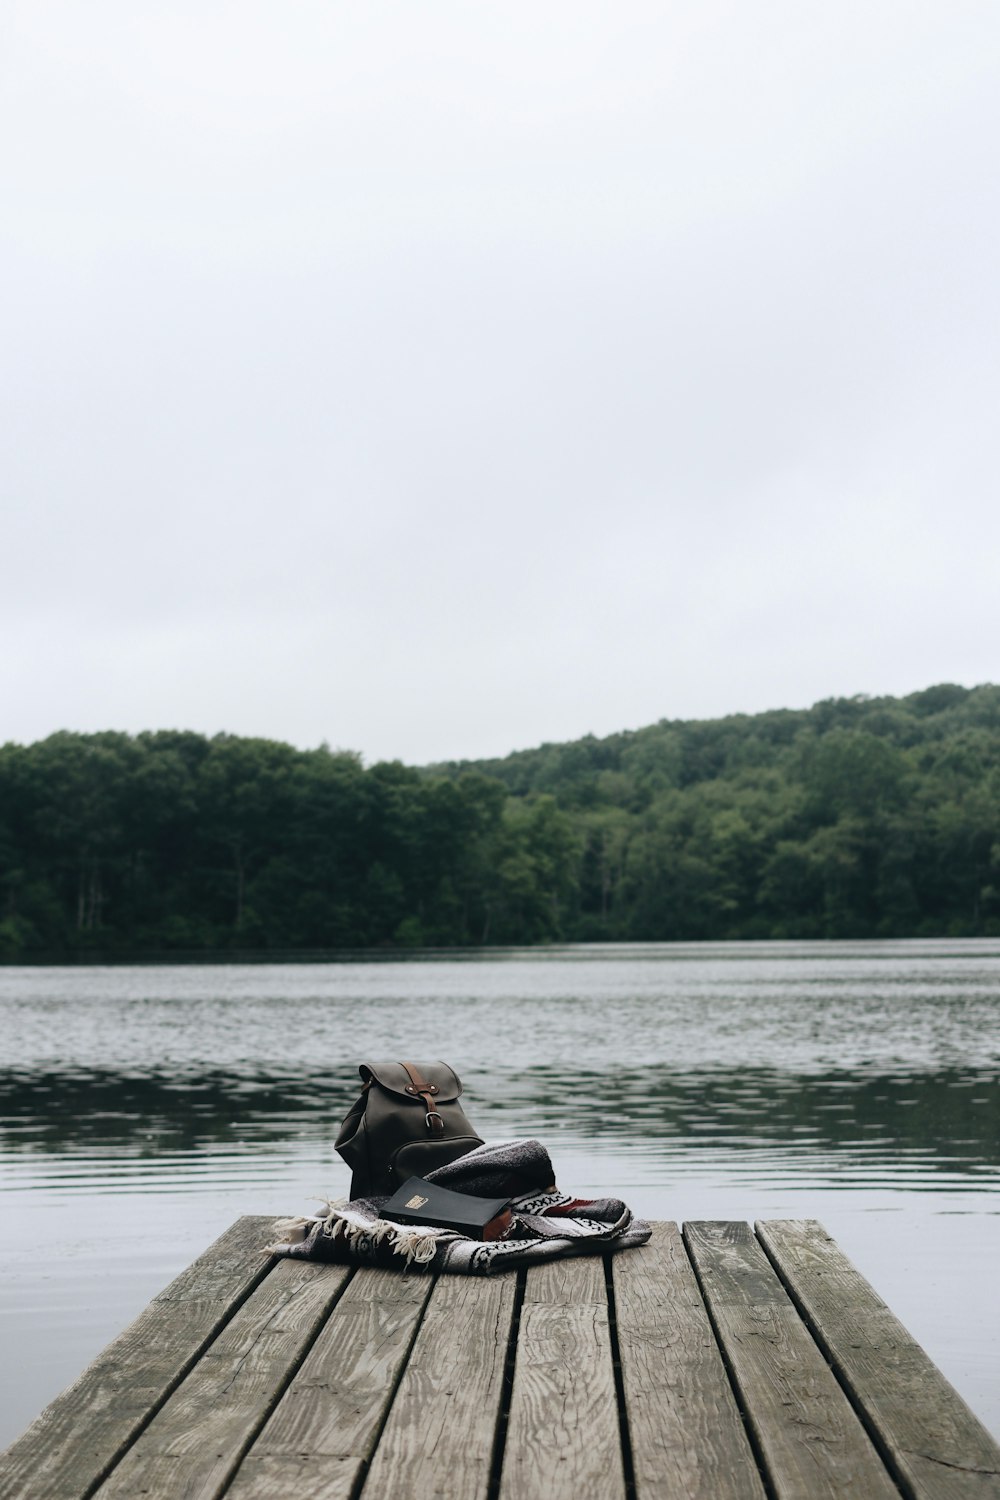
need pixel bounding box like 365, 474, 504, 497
400, 1060, 445, 1135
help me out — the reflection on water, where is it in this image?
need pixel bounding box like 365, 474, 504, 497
1, 940, 999, 1447
1, 1063, 998, 1196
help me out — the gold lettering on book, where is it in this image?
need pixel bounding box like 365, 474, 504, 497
405, 1193, 429, 1209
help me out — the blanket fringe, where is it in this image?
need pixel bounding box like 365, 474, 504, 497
270, 1214, 314, 1246
327, 1208, 442, 1265
268, 1201, 445, 1266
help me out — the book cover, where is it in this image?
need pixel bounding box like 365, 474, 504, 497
379, 1176, 513, 1241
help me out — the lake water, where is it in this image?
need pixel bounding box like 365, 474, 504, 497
2, 939, 999, 1447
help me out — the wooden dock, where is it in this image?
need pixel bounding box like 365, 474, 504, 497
2, 1217, 998, 1499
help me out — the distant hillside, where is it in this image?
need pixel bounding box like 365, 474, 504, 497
433, 683, 1000, 805
3, 683, 1000, 956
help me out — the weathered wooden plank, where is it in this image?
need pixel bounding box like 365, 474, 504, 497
361, 1271, 517, 1500
684, 1221, 899, 1500
92, 1257, 351, 1499
757, 1220, 1000, 1500
225, 1264, 436, 1500
499, 1256, 625, 1500
613, 1221, 766, 1499
0, 1216, 277, 1500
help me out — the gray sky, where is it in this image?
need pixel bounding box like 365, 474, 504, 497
3, 1, 999, 765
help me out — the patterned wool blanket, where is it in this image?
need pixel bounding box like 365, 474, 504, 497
270, 1138, 651, 1275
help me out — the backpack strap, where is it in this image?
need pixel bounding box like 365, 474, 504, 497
400, 1060, 445, 1135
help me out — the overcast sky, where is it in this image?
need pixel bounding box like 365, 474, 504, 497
3, 2, 998, 765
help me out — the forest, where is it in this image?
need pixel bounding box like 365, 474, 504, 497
2, 682, 1000, 956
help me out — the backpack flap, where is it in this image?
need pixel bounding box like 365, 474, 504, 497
359, 1060, 464, 1104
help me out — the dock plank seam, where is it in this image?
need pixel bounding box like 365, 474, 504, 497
77, 1257, 282, 1500
685, 1222, 905, 1500
754, 1225, 916, 1498
179, 1263, 360, 1500
0, 1218, 282, 1500
486, 1270, 527, 1500
603, 1255, 637, 1500
680, 1225, 782, 1500
92, 1262, 280, 1496
348, 1271, 442, 1500
753, 1226, 999, 1499
497, 1256, 624, 1500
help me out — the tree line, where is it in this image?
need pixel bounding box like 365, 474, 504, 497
2, 681, 1000, 956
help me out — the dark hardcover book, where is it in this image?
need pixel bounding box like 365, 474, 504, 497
379, 1176, 513, 1241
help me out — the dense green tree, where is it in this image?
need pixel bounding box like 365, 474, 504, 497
3, 684, 1000, 953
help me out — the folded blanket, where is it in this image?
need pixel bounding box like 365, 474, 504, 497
270, 1138, 651, 1275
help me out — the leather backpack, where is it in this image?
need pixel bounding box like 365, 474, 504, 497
335, 1060, 484, 1199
